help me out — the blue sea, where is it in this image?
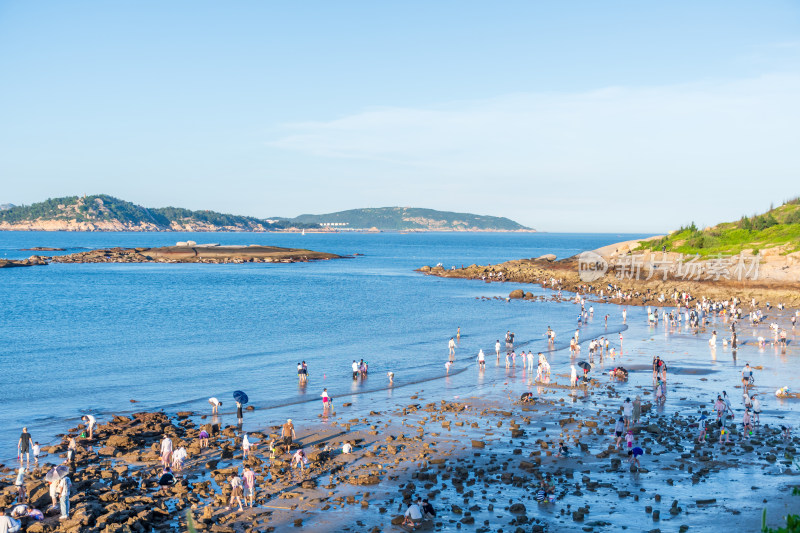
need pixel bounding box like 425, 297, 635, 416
0, 231, 649, 458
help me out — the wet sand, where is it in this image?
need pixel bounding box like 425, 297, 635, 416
2, 299, 800, 532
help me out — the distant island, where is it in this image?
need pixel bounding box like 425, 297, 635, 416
292, 207, 531, 232
0, 195, 532, 232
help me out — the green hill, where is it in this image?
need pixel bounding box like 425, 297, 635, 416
290, 207, 531, 231
636, 198, 800, 256
0, 195, 314, 231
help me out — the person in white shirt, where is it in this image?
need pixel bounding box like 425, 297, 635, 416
81, 415, 97, 439
208, 397, 222, 414
404, 498, 424, 527
352, 361, 359, 379
160, 435, 173, 467
0, 507, 22, 533
342, 442, 353, 454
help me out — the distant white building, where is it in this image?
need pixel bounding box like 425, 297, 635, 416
320, 222, 349, 227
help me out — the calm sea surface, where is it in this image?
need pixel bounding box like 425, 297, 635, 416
0, 231, 648, 457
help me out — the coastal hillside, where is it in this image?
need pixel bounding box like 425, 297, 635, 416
0, 195, 316, 232
636, 198, 800, 256
290, 207, 532, 231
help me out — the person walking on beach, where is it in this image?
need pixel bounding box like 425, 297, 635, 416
477, 349, 485, 369
160, 434, 173, 468
752, 395, 762, 424
495, 340, 501, 359
242, 466, 256, 507
632, 396, 642, 425
570, 365, 578, 387
448, 337, 456, 360
387, 371, 394, 384
80, 415, 96, 440
321, 388, 330, 411
622, 398, 633, 429
57, 474, 71, 520
352, 360, 359, 380
208, 397, 222, 414
742, 363, 754, 394
226, 475, 244, 511
456, 327, 460, 343
236, 402, 243, 426
282, 419, 296, 449
17, 428, 32, 467
614, 417, 625, 448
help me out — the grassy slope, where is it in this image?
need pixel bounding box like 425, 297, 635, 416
637, 199, 800, 256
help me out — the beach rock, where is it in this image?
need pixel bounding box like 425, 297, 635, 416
472, 440, 486, 449
509, 290, 524, 299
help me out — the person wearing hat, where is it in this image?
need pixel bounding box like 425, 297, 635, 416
622, 398, 633, 429
281, 419, 296, 449
697, 414, 708, 442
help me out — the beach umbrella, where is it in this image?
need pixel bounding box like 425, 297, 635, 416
578, 361, 591, 371
45, 464, 69, 482
233, 390, 249, 404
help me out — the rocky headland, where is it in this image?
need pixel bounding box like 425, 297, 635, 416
420, 236, 800, 307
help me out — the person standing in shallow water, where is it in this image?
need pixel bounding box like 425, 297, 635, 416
17, 427, 32, 467
448, 337, 456, 361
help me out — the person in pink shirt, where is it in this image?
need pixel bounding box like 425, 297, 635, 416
242, 466, 256, 507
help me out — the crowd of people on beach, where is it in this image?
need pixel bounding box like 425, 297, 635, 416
5, 275, 798, 532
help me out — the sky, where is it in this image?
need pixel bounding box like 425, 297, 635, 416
0, 1, 798, 232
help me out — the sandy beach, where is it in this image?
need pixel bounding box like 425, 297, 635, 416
3, 286, 799, 533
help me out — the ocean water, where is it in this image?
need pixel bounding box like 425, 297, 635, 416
0, 231, 650, 457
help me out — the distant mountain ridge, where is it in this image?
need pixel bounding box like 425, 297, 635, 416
292, 207, 531, 231
0, 195, 532, 232
0, 195, 311, 232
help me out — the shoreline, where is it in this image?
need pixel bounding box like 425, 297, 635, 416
420, 255, 800, 307
4, 296, 800, 532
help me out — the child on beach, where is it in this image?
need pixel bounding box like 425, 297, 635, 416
199, 429, 209, 448
242, 434, 251, 458
226, 475, 244, 511
557, 441, 569, 457
743, 410, 753, 437
291, 449, 309, 477
628, 446, 643, 468
697, 415, 708, 442
614, 417, 625, 449
445, 361, 453, 374
625, 430, 634, 450
32, 442, 40, 466
719, 426, 731, 444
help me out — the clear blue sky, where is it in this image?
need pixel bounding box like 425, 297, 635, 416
1, 1, 798, 231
